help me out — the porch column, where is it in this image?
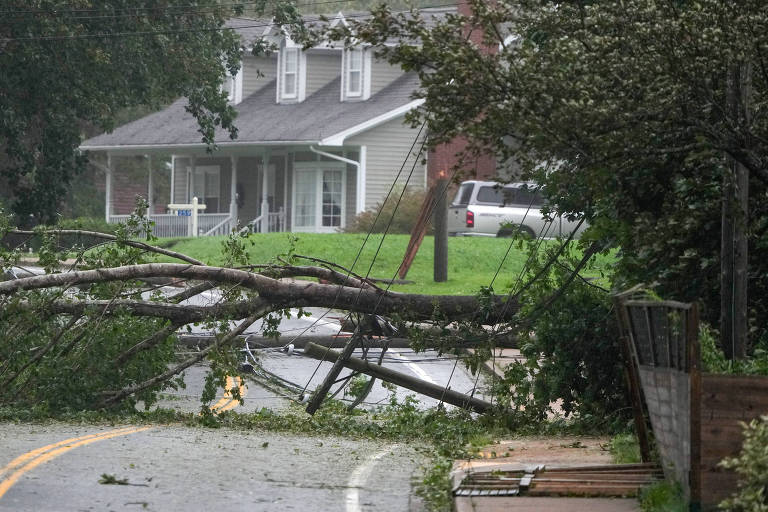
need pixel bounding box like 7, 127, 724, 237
146, 154, 154, 215
170, 155, 176, 204
230, 155, 238, 228
357, 146, 367, 214
189, 156, 197, 202
261, 149, 271, 233
189, 156, 197, 237
105, 153, 112, 223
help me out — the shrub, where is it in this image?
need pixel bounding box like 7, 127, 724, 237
494, 239, 629, 430
57, 216, 117, 234
701, 324, 768, 376
719, 416, 768, 512
344, 187, 431, 234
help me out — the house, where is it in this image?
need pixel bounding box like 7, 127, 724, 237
80, 6, 497, 237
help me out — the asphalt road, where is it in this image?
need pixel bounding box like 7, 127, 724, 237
0, 423, 424, 512
0, 284, 487, 511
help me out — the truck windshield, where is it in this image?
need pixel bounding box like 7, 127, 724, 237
452, 183, 473, 206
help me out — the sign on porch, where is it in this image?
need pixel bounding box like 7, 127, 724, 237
167, 197, 207, 237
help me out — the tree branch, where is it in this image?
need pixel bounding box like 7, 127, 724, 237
0, 263, 519, 322
99, 308, 269, 407
8, 229, 204, 265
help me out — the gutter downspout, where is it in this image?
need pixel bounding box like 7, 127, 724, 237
309, 145, 364, 215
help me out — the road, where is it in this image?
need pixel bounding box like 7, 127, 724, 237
0, 283, 489, 510
0, 423, 424, 512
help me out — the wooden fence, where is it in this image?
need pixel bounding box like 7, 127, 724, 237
615, 292, 768, 511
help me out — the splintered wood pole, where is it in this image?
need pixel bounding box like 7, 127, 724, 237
304, 342, 494, 414
721, 62, 750, 360
305, 330, 361, 415
399, 185, 437, 280
433, 176, 449, 282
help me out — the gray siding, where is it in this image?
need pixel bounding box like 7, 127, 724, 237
242, 55, 277, 98
370, 58, 404, 96
305, 51, 341, 97
346, 116, 426, 209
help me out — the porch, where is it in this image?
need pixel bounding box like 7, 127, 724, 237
102, 145, 366, 237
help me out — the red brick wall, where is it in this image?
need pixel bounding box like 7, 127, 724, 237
427, 1, 497, 185
427, 138, 496, 185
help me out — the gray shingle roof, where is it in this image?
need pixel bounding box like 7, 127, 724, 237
81, 72, 421, 150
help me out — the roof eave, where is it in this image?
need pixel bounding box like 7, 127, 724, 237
318, 98, 424, 146
79, 139, 320, 153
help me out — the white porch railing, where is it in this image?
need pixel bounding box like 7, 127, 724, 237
202, 215, 234, 236
108, 213, 234, 238
243, 208, 286, 234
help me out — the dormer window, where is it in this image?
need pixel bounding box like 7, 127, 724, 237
224, 69, 243, 104
342, 47, 370, 101
277, 40, 306, 103
282, 48, 298, 98
346, 48, 363, 97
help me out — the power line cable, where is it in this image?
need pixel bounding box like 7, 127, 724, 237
0, 0, 446, 16
0, 4, 455, 42
295, 123, 427, 398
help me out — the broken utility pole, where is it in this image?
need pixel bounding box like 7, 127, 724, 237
303, 342, 494, 414
721, 62, 751, 360
305, 330, 361, 415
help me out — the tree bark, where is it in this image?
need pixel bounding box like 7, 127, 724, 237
0, 263, 519, 322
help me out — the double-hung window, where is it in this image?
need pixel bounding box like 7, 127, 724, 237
346, 48, 363, 97
282, 47, 299, 99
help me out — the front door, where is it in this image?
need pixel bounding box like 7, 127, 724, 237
293, 167, 345, 232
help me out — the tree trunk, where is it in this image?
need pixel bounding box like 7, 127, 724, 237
0, 263, 518, 323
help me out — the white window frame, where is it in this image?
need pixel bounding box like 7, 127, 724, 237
223, 68, 243, 104
282, 47, 298, 99
277, 39, 306, 103
346, 48, 363, 97
291, 161, 346, 233
341, 47, 371, 101
188, 165, 221, 212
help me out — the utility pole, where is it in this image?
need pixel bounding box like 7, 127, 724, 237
433, 173, 448, 282
721, 62, 750, 360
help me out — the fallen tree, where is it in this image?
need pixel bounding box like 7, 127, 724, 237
0, 223, 517, 412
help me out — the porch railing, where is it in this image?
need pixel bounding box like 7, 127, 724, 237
202, 215, 235, 236
243, 208, 286, 234
108, 213, 234, 238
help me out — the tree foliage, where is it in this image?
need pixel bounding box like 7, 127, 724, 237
492, 239, 627, 428
324, 0, 768, 346
0, 200, 522, 411
0, 0, 302, 223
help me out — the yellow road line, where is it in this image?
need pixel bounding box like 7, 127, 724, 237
210, 376, 236, 411
210, 376, 246, 414
0, 426, 139, 480
0, 426, 151, 500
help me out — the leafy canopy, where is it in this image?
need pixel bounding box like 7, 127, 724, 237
325, 0, 768, 344
0, 0, 300, 223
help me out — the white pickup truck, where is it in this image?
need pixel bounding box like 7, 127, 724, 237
447, 181, 587, 238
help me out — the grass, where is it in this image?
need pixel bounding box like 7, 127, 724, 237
609, 433, 642, 464
639, 481, 686, 512
151, 233, 613, 295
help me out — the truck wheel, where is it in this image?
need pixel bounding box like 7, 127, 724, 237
497, 225, 535, 239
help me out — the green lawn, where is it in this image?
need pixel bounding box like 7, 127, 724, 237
152, 233, 611, 295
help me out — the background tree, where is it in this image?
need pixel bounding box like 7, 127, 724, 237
0, 0, 304, 224
327, 0, 768, 351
